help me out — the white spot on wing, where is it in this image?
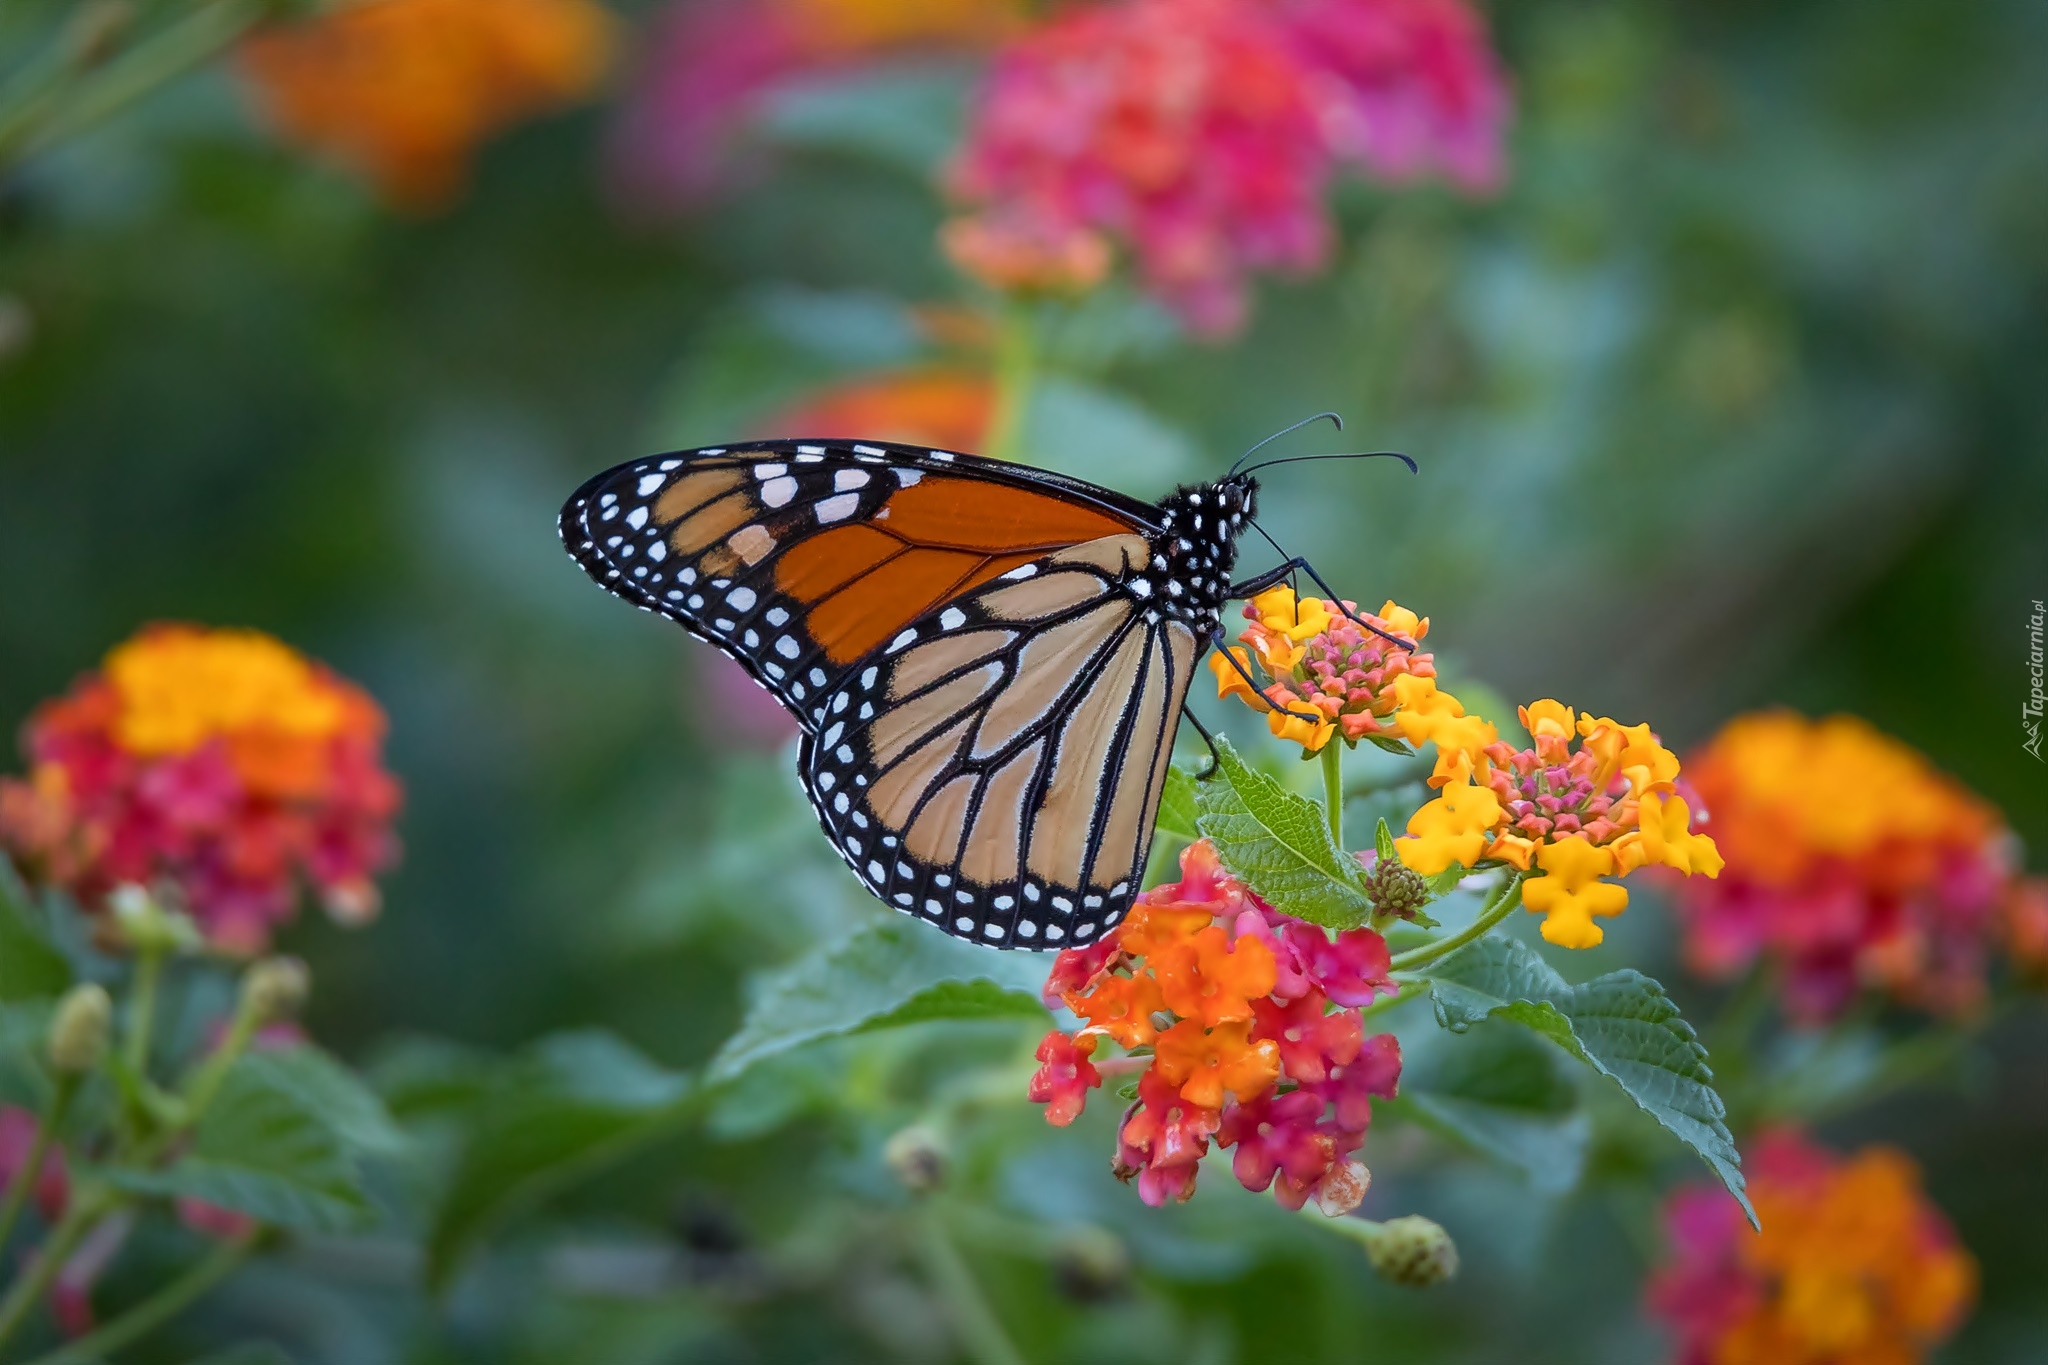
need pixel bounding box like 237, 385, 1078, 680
816, 493, 860, 523
760, 476, 799, 508
834, 469, 870, 491
636, 474, 665, 496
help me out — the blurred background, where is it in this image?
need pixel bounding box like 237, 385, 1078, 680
1, 0, 2045, 1359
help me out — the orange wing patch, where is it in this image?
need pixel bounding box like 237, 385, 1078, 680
773, 475, 1137, 666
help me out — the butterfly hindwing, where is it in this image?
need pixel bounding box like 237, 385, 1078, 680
559, 440, 1152, 724
801, 533, 1203, 948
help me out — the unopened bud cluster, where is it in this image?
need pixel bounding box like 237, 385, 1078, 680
1363, 1215, 1459, 1288
1363, 858, 1430, 921
48, 983, 112, 1075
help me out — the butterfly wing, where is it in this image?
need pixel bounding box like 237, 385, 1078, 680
804, 533, 1203, 948
559, 439, 1157, 719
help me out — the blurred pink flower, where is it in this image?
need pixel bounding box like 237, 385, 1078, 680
1274, 0, 1509, 191
695, 652, 800, 747
947, 0, 1510, 336
948, 0, 1330, 337
611, 0, 1021, 211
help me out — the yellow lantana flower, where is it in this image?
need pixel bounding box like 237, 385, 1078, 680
1522, 836, 1629, 949
1396, 781, 1503, 875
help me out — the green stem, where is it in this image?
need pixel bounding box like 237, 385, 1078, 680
0, 0, 274, 172
0, 1079, 75, 1254
1320, 740, 1344, 850
123, 946, 162, 1082
915, 1208, 1028, 1365
1356, 979, 1427, 1021
1387, 873, 1523, 974
22, 1229, 261, 1365
178, 981, 265, 1126
983, 304, 1039, 465
0, 1189, 115, 1355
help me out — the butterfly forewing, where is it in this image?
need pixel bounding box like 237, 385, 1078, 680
802, 534, 1203, 947
559, 440, 1152, 722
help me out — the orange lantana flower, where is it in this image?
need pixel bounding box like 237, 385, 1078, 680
1153, 1019, 1281, 1110
1152, 925, 1277, 1028
240, 0, 613, 209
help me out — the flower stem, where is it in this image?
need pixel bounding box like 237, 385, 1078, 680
0, 1078, 76, 1254
0, 1188, 115, 1354
21, 1228, 262, 1365
1356, 979, 1427, 1021
915, 1208, 1029, 1365
123, 945, 163, 1083
984, 304, 1039, 465
1387, 873, 1523, 974
1320, 740, 1344, 851
0, 0, 276, 173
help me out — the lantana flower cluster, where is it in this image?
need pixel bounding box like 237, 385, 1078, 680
239, 0, 614, 210
1030, 841, 1402, 1212
1648, 1130, 1975, 1365
1673, 712, 2021, 1021
0, 625, 401, 954
1209, 588, 1724, 949
945, 0, 1509, 334
1208, 589, 1437, 751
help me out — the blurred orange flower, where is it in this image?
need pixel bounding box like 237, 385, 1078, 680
240, 0, 614, 210
1650, 1131, 1975, 1365
761, 370, 994, 452
1674, 711, 2016, 1020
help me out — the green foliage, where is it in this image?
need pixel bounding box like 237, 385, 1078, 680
425, 1031, 694, 1289
1155, 760, 1203, 843
1427, 936, 1754, 1225
711, 920, 1048, 1083
1392, 1025, 1590, 1194
112, 1046, 393, 1233
0, 872, 70, 1002
1195, 737, 1373, 927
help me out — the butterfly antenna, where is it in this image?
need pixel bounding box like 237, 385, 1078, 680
1227, 412, 1345, 477
1235, 450, 1419, 478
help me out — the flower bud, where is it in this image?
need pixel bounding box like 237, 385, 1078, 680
1362, 858, 1430, 922
108, 883, 202, 955
883, 1126, 946, 1194
240, 956, 310, 1026
47, 983, 112, 1075
1363, 1215, 1459, 1288
1051, 1224, 1129, 1301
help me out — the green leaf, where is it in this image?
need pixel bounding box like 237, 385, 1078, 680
237, 1046, 407, 1157
1194, 737, 1373, 929
710, 921, 1047, 1083
1364, 734, 1415, 757
113, 1060, 374, 1233
1426, 936, 1753, 1226
1425, 867, 1468, 898
1155, 761, 1203, 842
0, 1000, 54, 1109
427, 1031, 694, 1290
1374, 817, 1398, 867
0, 869, 70, 1002
1391, 1025, 1590, 1194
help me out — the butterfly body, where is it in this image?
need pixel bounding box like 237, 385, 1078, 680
561, 440, 1258, 949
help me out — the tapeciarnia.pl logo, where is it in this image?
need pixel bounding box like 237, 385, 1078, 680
2027, 598, 2045, 762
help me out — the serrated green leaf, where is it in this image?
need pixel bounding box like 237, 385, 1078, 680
427, 1031, 695, 1289
1155, 761, 1202, 842
1194, 737, 1373, 929
711, 921, 1047, 1083
0, 869, 70, 1002
113, 1060, 374, 1233
1426, 936, 1753, 1226
1391, 1025, 1589, 1194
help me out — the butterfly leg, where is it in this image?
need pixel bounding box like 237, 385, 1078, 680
1180, 703, 1222, 779
1227, 558, 1417, 652
1208, 629, 1329, 726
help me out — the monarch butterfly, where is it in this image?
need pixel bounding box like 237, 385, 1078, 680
560, 428, 1410, 950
